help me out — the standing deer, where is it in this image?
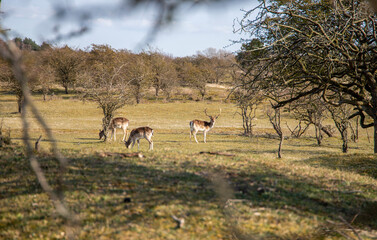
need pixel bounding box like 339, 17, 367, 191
99, 117, 129, 141
190, 108, 221, 143
125, 126, 154, 150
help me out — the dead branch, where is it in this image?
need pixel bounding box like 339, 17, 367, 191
35, 135, 42, 151
98, 152, 144, 159
199, 151, 236, 157
0, 36, 78, 238
338, 216, 362, 240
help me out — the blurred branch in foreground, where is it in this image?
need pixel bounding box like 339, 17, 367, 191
0, 33, 79, 239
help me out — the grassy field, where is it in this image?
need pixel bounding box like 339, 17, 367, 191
1, 89, 377, 239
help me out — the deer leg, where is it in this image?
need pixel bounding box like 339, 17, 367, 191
113, 128, 117, 141
124, 128, 128, 142
193, 130, 199, 144
109, 128, 113, 141
122, 128, 127, 141
137, 140, 140, 151
147, 138, 153, 150
131, 139, 135, 149
190, 130, 192, 142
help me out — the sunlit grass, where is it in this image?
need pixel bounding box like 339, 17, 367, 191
1, 90, 377, 239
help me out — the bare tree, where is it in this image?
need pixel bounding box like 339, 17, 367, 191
286, 120, 310, 138
232, 87, 263, 137
180, 61, 207, 100
237, 0, 377, 153
48, 46, 82, 94
290, 96, 330, 145
125, 53, 152, 104
267, 104, 284, 158
327, 104, 354, 153
82, 45, 132, 141
148, 50, 178, 100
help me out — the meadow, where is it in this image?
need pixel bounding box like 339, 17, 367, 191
1, 86, 377, 239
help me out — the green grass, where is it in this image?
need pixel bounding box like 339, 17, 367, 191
1, 90, 377, 239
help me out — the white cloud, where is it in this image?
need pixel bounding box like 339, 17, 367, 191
94, 18, 113, 27
120, 18, 153, 29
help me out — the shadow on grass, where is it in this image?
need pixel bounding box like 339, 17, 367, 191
1, 148, 377, 238
302, 153, 377, 180
226, 147, 333, 156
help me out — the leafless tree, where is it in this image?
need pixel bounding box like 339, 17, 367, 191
148, 50, 178, 100
327, 104, 354, 153
48, 46, 82, 94
236, 0, 377, 153
286, 120, 310, 138
81, 45, 132, 141
125, 52, 152, 104
289, 96, 331, 145
267, 103, 284, 158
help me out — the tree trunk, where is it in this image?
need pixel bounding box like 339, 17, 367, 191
342, 129, 348, 153
64, 85, 68, 94
102, 113, 113, 142
321, 126, 333, 137
155, 87, 159, 97
278, 134, 283, 158
315, 124, 322, 145
201, 91, 205, 101
374, 121, 377, 153
17, 95, 24, 114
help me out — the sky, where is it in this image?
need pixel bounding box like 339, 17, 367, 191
1, 0, 258, 57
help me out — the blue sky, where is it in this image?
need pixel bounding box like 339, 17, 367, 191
1, 0, 257, 57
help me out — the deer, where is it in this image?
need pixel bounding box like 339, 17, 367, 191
125, 126, 154, 150
190, 108, 221, 143
99, 117, 129, 141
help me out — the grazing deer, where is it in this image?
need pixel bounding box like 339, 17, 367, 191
125, 127, 154, 150
190, 108, 221, 143
99, 117, 129, 141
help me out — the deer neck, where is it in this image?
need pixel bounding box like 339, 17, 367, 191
207, 119, 215, 129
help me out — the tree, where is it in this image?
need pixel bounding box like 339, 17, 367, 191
148, 51, 178, 100
0, 57, 23, 112
289, 96, 332, 145
48, 46, 81, 94
231, 63, 264, 137
35, 49, 55, 101
197, 48, 234, 84
82, 45, 132, 141
14, 37, 41, 51
267, 103, 284, 158
237, 0, 377, 153
327, 104, 354, 153
0, 45, 38, 113
180, 61, 208, 100
125, 53, 152, 104
234, 89, 262, 137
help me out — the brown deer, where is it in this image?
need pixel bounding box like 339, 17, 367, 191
190, 108, 221, 143
125, 126, 154, 150
99, 117, 129, 141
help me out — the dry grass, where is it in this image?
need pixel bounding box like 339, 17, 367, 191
1, 89, 377, 239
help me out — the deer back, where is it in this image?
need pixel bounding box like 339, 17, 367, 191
130, 126, 153, 138
111, 117, 129, 128
191, 118, 214, 130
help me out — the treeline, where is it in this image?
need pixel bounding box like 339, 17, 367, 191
0, 38, 237, 112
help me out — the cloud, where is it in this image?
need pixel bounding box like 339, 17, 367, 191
94, 18, 114, 27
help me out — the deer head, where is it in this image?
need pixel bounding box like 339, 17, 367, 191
204, 108, 222, 122
99, 129, 105, 140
